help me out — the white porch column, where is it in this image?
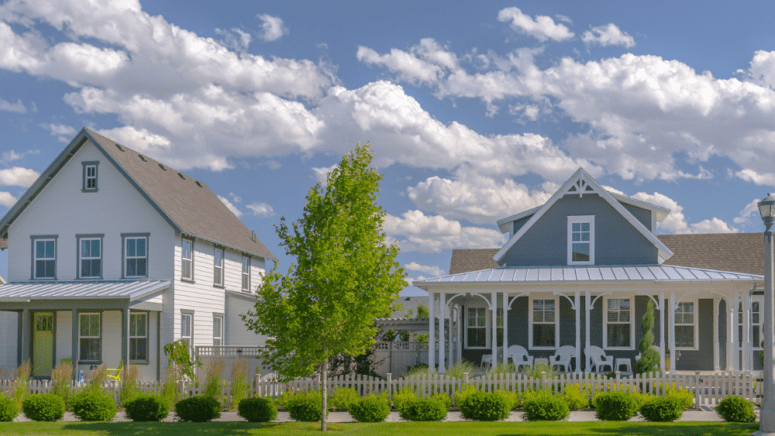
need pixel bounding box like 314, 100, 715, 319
743, 289, 751, 372
491, 292, 498, 366
585, 291, 591, 372
575, 291, 581, 373
448, 304, 454, 368
659, 291, 666, 374
732, 290, 740, 372
456, 305, 462, 363
669, 291, 676, 374
439, 293, 446, 373
502, 292, 509, 365
713, 297, 720, 371
428, 291, 435, 371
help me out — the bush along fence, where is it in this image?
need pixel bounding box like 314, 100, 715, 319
0, 370, 761, 410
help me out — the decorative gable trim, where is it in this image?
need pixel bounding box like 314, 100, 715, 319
492, 168, 674, 265
0, 128, 181, 240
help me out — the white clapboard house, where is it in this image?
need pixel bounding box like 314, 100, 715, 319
0, 128, 276, 380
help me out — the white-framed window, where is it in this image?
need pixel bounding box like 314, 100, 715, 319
674, 301, 697, 350
129, 313, 148, 361
739, 296, 763, 350
33, 238, 56, 279
604, 297, 634, 350
530, 297, 559, 350
214, 248, 224, 286
213, 315, 223, 346
79, 238, 102, 279
125, 237, 148, 278
567, 215, 595, 265
241, 255, 250, 291
181, 312, 193, 346
466, 307, 487, 348
79, 313, 101, 362
495, 308, 504, 346
82, 162, 98, 191
182, 239, 193, 280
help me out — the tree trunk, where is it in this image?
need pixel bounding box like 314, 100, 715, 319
321, 360, 327, 432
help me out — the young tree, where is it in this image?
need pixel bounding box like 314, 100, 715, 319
416, 304, 430, 319
243, 143, 405, 431
634, 299, 660, 375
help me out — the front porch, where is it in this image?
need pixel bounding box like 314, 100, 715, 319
417, 264, 763, 375
0, 280, 169, 381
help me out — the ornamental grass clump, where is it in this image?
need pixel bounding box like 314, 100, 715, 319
71, 390, 118, 421
161, 364, 182, 409
349, 395, 390, 423
237, 397, 277, 423
592, 391, 640, 421
175, 395, 221, 422
120, 364, 140, 408
85, 365, 108, 394
399, 397, 447, 421
13, 360, 30, 408
0, 395, 19, 422
229, 358, 250, 411
50, 361, 73, 411
640, 395, 684, 422
521, 363, 557, 379
716, 396, 756, 423
445, 361, 475, 379
22, 394, 65, 422
459, 391, 510, 421
123, 394, 170, 422
522, 390, 569, 421
203, 359, 226, 404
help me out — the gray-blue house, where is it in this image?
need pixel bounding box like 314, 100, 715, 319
414, 168, 763, 374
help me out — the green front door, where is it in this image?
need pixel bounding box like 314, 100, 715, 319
32, 312, 54, 377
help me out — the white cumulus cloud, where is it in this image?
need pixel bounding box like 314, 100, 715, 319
383, 210, 505, 253
0, 98, 26, 113
497, 7, 574, 42
218, 195, 242, 217
0, 167, 39, 187
0, 191, 16, 208
581, 24, 635, 48
403, 262, 445, 277
257, 14, 286, 41
247, 202, 274, 218
632, 191, 737, 234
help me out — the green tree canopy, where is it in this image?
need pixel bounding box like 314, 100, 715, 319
243, 143, 405, 431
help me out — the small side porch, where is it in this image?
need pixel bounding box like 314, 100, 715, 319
415, 264, 763, 375
0, 280, 169, 381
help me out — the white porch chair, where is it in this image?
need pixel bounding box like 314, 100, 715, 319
480, 346, 503, 369
549, 345, 576, 372
585, 345, 614, 372
506, 345, 534, 371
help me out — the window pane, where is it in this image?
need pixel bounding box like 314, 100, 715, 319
544, 311, 555, 323
620, 299, 630, 310
620, 310, 630, 322
36, 241, 44, 258
533, 300, 543, 311
607, 324, 631, 348
572, 243, 590, 261
91, 315, 99, 335
136, 259, 147, 277
607, 311, 618, 323
753, 313, 760, 324
533, 324, 555, 347
581, 232, 590, 242
45, 241, 54, 258
137, 239, 146, 257
80, 338, 100, 361
182, 315, 191, 337
127, 239, 135, 257
572, 233, 580, 242
534, 311, 544, 323
675, 326, 694, 348
544, 300, 555, 311
80, 316, 89, 336
572, 223, 580, 231
754, 328, 760, 347
130, 316, 136, 336
213, 317, 222, 337
608, 299, 618, 310
581, 223, 590, 231
137, 314, 147, 336
684, 314, 693, 324
35, 260, 46, 278
82, 240, 90, 257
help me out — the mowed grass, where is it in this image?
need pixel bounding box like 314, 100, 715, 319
0, 421, 760, 436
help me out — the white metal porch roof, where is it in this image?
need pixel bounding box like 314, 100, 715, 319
0, 280, 170, 302
413, 265, 763, 287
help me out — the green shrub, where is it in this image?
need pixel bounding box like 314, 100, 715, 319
716, 396, 756, 423
22, 394, 65, 421
522, 390, 569, 421
495, 389, 519, 410
349, 395, 391, 422
640, 396, 684, 422
123, 394, 170, 422
459, 391, 509, 421
175, 396, 221, 422
0, 395, 19, 422
665, 388, 693, 410
454, 385, 476, 407
399, 397, 447, 421
593, 391, 639, 421
286, 391, 324, 422
392, 389, 417, 412
330, 387, 359, 411
560, 384, 589, 410
72, 390, 117, 421
431, 392, 452, 410
237, 397, 277, 423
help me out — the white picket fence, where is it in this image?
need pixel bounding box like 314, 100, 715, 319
0, 370, 762, 408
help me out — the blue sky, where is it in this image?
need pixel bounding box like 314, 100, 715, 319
1, 1, 775, 295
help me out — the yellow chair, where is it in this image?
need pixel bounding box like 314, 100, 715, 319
107, 361, 123, 383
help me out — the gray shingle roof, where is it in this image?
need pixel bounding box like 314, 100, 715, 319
448, 233, 765, 276
0, 128, 276, 262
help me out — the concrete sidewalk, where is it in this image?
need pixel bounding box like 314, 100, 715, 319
12, 409, 757, 423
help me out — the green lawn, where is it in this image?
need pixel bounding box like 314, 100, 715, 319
0, 422, 760, 436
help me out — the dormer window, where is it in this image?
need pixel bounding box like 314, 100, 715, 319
82, 161, 99, 192
567, 215, 594, 265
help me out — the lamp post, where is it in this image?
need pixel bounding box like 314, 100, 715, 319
756, 193, 775, 436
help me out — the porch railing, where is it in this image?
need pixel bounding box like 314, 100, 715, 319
0, 370, 761, 409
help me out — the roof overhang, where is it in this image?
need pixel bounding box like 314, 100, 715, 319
0, 280, 170, 303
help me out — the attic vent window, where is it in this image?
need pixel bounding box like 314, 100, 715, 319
178, 173, 186, 180
115, 143, 125, 152
158, 164, 167, 171
138, 155, 147, 162
195, 181, 203, 187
